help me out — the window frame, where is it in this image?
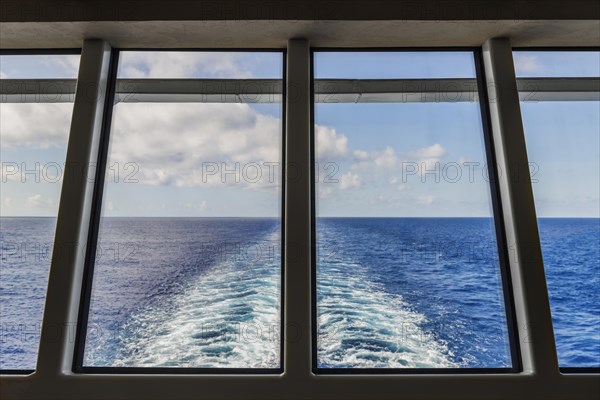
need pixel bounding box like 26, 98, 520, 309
309, 47, 522, 374
0, 47, 82, 376
0, 38, 598, 400
512, 46, 600, 374
71, 48, 288, 374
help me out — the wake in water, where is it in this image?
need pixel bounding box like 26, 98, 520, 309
317, 256, 456, 368
90, 230, 281, 368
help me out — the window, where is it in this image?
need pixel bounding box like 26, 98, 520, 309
0, 52, 81, 371
515, 50, 600, 370
1, 34, 598, 400
75, 51, 284, 372
312, 50, 518, 371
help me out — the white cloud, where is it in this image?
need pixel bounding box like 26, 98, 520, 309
316, 125, 348, 160
514, 54, 542, 74
26, 193, 53, 208
352, 150, 370, 162
339, 172, 361, 190
349, 144, 446, 176
108, 102, 281, 190
350, 146, 400, 172
420, 158, 441, 172
418, 195, 436, 205
0, 103, 73, 148
118, 52, 253, 79
408, 143, 447, 159
0, 71, 7, 79
1, 100, 283, 192
405, 144, 448, 179
374, 146, 398, 170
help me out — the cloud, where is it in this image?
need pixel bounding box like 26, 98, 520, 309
349, 146, 404, 172
118, 52, 254, 79
339, 172, 361, 190
349, 144, 446, 176
374, 146, 398, 170
418, 195, 436, 205
108, 102, 282, 190
408, 143, 447, 159
352, 150, 370, 161
26, 193, 53, 208
0, 99, 286, 192
0, 103, 73, 148
0, 54, 79, 79
406, 143, 448, 178
513, 54, 542, 74
316, 125, 348, 160
348, 146, 403, 174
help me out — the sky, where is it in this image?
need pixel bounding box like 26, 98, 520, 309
0, 51, 598, 218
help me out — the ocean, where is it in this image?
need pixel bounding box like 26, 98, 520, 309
0, 217, 598, 370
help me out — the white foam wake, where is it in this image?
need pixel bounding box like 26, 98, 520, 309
317, 256, 456, 368
111, 230, 281, 368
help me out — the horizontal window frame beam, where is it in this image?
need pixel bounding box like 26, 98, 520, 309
1, 78, 598, 103
1, 372, 599, 400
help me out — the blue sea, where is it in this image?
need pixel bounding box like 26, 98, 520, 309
1, 217, 599, 370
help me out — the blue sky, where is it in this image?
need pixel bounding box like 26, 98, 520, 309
1, 51, 598, 217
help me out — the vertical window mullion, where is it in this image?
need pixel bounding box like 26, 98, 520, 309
481, 38, 559, 376
474, 49, 523, 372
36, 40, 113, 376
284, 39, 312, 380
71, 48, 119, 372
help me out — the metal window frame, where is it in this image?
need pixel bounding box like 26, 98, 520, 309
0, 38, 598, 400
2, 77, 600, 104
70, 47, 288, 375
0, 49, 81, 55
512, 46, 600, 375
309, 47, 522, 375
0, 47, 82, 377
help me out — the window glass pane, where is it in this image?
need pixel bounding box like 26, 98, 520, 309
314, 52, 476, 79
314, 51, 513, 370
0, 53, 80, 370
514, 51, 600, 77
516, 51, 600, 368
81, 51, 283, 370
